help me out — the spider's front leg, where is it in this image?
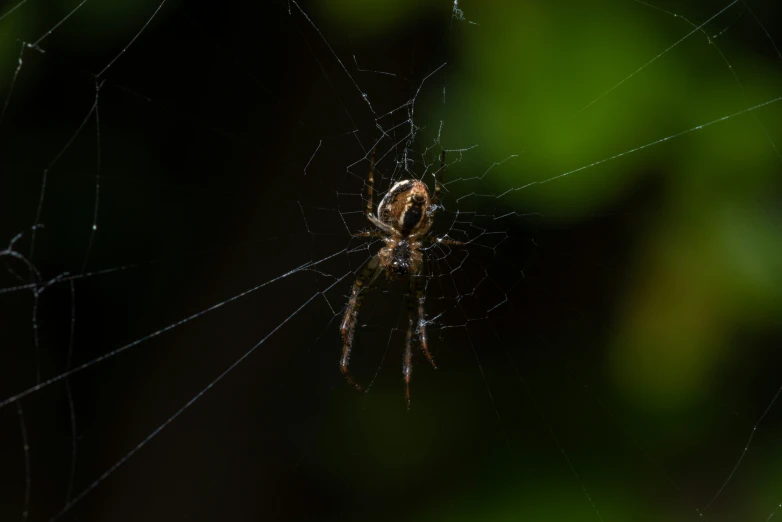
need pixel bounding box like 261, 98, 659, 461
412, 272, 437, 370
340, 254, 381, 392
403, 271, 437, 409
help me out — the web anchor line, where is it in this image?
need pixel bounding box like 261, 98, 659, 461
0, 249, 348, 411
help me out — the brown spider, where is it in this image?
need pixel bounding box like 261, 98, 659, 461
340, 148, 461, 408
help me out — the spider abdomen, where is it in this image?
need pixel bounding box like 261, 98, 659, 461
377, 179, 432, 237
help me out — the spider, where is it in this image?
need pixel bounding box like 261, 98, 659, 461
340, 148, 461, 408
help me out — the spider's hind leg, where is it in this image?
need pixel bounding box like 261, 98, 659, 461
432, 150, 445, 207
365, 145, 376, 218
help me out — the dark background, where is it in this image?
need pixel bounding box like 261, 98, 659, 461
1, 1, 781, 521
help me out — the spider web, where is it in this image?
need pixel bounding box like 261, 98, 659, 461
1, 0, 781, 520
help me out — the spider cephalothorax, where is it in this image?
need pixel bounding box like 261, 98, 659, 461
340, 149, 462, 408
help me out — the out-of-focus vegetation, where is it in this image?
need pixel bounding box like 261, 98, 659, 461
317, 1, 782, 520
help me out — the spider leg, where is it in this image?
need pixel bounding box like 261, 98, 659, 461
368, 214, 396, 236
352, 230, 384, 239
357, 148, 394, 239
365, 145, 376, 218
340, 254, 382, 392
403, 314, 413, 410
419, 235, 464, 248
430, 237, 463, 247
412, 272, 437, 369
432, 150, 445, 207
403, 272, 436, 409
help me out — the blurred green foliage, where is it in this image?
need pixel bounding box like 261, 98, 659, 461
317, 1, 782, 520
